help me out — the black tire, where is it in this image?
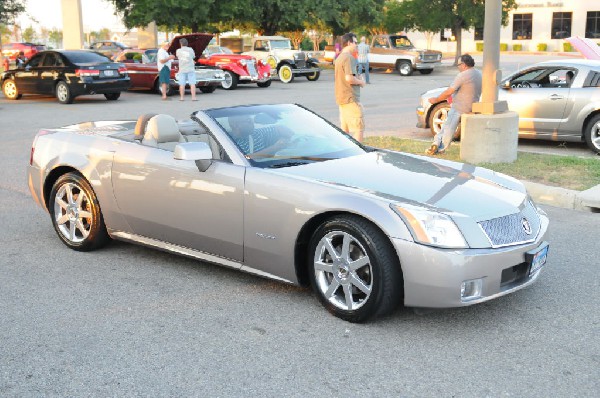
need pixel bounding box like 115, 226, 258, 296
55, 81, 74, 104
396, 60, 413, 76
584, 114, 600, 154
306, 71, 320, 81
419, 69, 433, 75
278, 64, 294, 83
221, 71, 239, 90
2, 79, 22, 100
199, 86, 216, 94
257, 80, 272, 88
104, 92, 121, 101
154, 79, 175, 96
308, 215, 403, 323
48, 172, 110, 251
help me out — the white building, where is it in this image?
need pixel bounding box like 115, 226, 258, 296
409, 0, 600, 53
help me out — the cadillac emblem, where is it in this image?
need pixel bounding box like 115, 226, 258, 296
521, 217, 532, 235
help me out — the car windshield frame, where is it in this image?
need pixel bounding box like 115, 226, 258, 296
203, 104, 368, 168
269, 40, 291, 50
389, 35, 414, 49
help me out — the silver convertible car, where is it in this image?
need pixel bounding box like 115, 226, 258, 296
28, 104, 550, 322
416, 59, 600, 153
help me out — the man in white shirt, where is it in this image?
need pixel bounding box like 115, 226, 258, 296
357, 36, 370, 84
156, 41, 175, 100
175, 38, 197, 101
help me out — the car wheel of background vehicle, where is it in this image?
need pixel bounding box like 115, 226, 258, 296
55, 81, 73, 104
584, 114, 600, 154
419, 69, 433, 75
278, 65, 294, 83
306, 71, 320, 81
396, 60, 413, 76
199, 86, 216, 94
428, 102, 450, 136
104, 92, 120, 101
49, 172, 110, 251
2, 79, 22, 100
221, 71, 239, 90
257, 80, 272, 88
308, 215, 403, 323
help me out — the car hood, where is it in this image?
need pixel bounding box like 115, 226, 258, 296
275, 151, 527, 221
168, 33, 213, 56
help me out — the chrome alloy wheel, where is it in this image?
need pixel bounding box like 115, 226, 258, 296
313, 231, 373, 311
431, 105, 449, 134
3, 80, 17, 98
53, 182, 93, 243
56, 83, 69, 103
589, 120, 600, 151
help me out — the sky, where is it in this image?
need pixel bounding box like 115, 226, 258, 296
18, 0, 126, 32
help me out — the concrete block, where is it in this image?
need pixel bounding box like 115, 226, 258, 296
460, 112, 519, 164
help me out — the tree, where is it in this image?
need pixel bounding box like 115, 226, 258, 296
384, 0, 517, 64
48, 29, 62, 48
22, 25, 36, 42
0, 0, 25, 51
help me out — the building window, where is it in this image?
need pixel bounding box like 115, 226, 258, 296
551, 12, 572, 39
513, 14, 532, 40
586, 11, 600, 39
474, 27, 483, 41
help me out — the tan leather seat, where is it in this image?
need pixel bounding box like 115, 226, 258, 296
142, 114, 184, 150
133, 113, 157, 141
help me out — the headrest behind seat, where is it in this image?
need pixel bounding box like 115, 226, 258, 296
142, 114, 184, 150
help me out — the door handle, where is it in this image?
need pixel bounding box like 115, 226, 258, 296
549, 94, 564, 100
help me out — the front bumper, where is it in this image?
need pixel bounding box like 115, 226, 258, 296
239, 74, 270, 83
292, 67, 320, 75
415, 61, 441, 70
393, 215, 550, 308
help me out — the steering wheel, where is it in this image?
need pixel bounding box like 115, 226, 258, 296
513, 81, 531, 88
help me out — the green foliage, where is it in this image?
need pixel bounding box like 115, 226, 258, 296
300, 36, 312, 51
48, 29, 62, 48
563, 42, 573, 52
21, 25, 36, 42
537, 43, 547, 51
319, 39, 328, 50
0, 0, 25, 25
476, 42, 483, 51
513, 43, 522, 51
500, 43, 508, 51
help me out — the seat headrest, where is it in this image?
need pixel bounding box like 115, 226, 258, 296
134, 113, 157, 140
144, 114, 181, 144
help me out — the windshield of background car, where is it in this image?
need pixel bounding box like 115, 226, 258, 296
144, 49, 157, 63
204, 104, 367, 168
63, 51, 112, 64
389, 36, 413, 48
269, 40, 291, 50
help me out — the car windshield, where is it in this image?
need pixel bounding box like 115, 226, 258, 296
204, 104, 367, 168
63, 51, 112, 63
144, 49, 157, 63
269, 40, 291, 50
389, 36, 414, 48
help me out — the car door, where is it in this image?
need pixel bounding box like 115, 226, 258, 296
38, 52, 63, 94
14, 52, 44, 93
111, 144, 245, 262
500, 67, 569, 136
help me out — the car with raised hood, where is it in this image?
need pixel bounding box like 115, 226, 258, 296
1, 49, 130, 104
197, 45, 271, 90
115, 33, 224, 96
416, 59, 600, 153
243, 36, 320, 83
27, 104, 550, 322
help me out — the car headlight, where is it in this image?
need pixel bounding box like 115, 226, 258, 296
391, 204, 467, 248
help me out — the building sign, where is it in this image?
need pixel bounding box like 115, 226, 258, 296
519, 2, 564, 7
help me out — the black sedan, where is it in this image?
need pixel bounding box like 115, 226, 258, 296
1, 50, 130, 104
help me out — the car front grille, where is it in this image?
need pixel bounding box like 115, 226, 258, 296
247, 61, 258, 78
422, 54, 439, 62
294, 52, 306, 68
478, 200, 541, 247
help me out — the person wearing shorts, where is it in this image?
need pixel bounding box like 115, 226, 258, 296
157, 41, 175, 100
175, 38, 197, 101
334, 32, 366, 142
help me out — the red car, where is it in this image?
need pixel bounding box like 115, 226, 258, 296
114, 33, 224, 96
197, 45, 271, 90
2, 42, 46, 60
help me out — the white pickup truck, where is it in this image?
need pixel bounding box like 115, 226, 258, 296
368, 34, 442, 76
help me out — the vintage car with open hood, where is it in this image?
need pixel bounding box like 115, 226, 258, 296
197, 46, 271, 90
115, 33, 224, 95
27, 104, 550, 322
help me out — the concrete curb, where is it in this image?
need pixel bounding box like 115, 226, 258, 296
522, 181, 599, 212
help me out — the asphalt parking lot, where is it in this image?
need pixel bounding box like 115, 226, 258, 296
1, 57, 599, 396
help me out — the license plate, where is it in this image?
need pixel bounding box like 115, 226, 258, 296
526, 242, 549, 277
103, 70, 116, 76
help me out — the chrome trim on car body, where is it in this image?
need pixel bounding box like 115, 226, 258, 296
111, 231, 294, 284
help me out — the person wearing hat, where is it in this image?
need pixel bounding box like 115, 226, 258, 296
426, 54, 482, 155
157, 41, 175, 100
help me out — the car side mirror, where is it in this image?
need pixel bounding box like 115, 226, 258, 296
173, 142, 213, 172
501, 80, 511, 89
